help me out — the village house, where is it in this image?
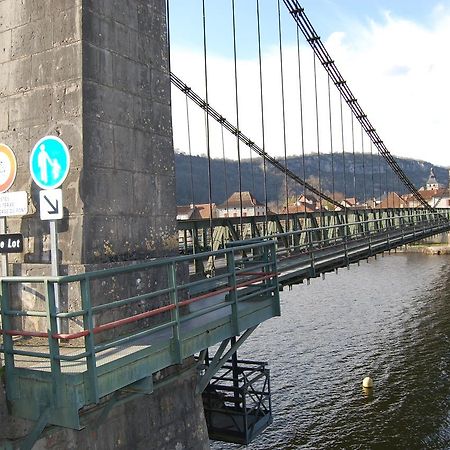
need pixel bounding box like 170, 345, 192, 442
378, 192, 408, 209
176, 204, 201, 220
281, 203, 316, 214
176, 203, 217, 220
216, 191, 266, 218
295, 194, 319, 209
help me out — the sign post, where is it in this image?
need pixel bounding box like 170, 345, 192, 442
0, 144, 18, 277
30, 136, 70, 330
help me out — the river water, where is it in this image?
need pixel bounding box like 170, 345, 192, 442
211, 253, 450, 449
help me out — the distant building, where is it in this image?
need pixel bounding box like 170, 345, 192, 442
430, 191, 450, 208
333, 197, 358, 211
177, 204, 201, 220
341, 197, 358, 208
216, 191, 266, 218
407, 167, 450, 208
295, 194, 319, 209
378, 192, 408, 209
281, 203, 316, 214
195, 203, 217, 219
425, 168, 440, 191
177, 203, 217, 220
365, 198, 381, 209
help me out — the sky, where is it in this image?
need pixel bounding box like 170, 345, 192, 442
168, 0, 450, 168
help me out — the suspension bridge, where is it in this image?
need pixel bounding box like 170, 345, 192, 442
1, 1, 449, 448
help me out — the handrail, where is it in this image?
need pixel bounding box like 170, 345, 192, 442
219, 210, 449, 247
0, 239, 280, 370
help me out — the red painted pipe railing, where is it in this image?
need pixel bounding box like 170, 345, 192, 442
0, 272, 276, 341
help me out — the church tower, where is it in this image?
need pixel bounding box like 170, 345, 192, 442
426, 167, 439, 190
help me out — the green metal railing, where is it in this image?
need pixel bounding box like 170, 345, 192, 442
0, 239, 280, 429
184, 208, 450, 282
178, 208, 450, 258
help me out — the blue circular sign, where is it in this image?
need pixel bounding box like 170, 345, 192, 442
30, 136, 70, 189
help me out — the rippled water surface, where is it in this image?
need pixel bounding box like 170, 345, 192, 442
211, 253, 450, 449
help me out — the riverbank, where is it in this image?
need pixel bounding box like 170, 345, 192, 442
398, 244, 450, 255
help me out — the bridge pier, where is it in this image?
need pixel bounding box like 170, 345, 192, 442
0, 0, 209, 448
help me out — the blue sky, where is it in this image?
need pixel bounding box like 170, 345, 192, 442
169, 1, 450, 167
169, 0, 446, 54
304, 0, 441, 34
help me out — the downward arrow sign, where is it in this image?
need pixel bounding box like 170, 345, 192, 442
44, 195, 59, 214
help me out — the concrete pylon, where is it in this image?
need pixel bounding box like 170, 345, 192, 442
1, 1, 177, 267
0, 1, 209, 448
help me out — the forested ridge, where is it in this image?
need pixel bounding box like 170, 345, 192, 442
175, 152, 448, 206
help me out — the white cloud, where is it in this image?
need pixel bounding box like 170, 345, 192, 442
325, 10, 450, 166
170, 7, 450, 168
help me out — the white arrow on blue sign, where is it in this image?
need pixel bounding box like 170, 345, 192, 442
30, 136, 70, 190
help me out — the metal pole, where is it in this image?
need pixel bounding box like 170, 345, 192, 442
50, 220, 61, 332
0, 217, 6, 338
0, 217, 7, 276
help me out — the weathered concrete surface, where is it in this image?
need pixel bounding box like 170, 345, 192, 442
1, 363, 210, 450
32, 366, 210, 450
0, 0, 209, 448
80, 0, 177, 263
1, 0, 177, 266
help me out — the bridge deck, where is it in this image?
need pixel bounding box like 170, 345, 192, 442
1, 241, 280, 429
12, 293, 270, 374
2, 210, 450, 430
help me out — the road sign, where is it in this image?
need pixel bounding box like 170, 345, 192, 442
0, 144, 17, 193
0, 191, 28, 217
0, 233, 23, 253
39, 189, 63, 220
30, 136, 70, 190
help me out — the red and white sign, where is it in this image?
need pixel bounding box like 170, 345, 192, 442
0, 144, 17, 193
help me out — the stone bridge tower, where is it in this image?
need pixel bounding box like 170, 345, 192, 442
0, 1, 209, 448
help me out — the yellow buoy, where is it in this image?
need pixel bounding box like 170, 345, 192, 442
362, 376, 373, 388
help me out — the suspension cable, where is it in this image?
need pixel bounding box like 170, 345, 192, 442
340, 95, 347, 208
282, 0, 433, 211
231, 0, 244, 237
327, 75, 336, 203
185, 95, 195, 206
277, 0, 290, 226
296, 28, 307, 215
201, 0, 214, 242
170, 72, 344, 209
313, 54, 324, 218
221, 124, 230, 215
361, 125, 367, 205
370, 141, 375, 207
256, 0, 269, 229
377, 151, 382, 208
351, 113, 356, 204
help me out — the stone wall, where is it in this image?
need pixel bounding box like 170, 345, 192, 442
0, 0, 177, 267
0, 0, 83, 266
81, 0, 176, 264
1, 363, 210, 450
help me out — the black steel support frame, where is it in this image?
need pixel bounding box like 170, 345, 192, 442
196, 326, 258, 394
201, 352, 272, 444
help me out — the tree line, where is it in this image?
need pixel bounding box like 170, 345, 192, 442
175, 152, 448, 206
